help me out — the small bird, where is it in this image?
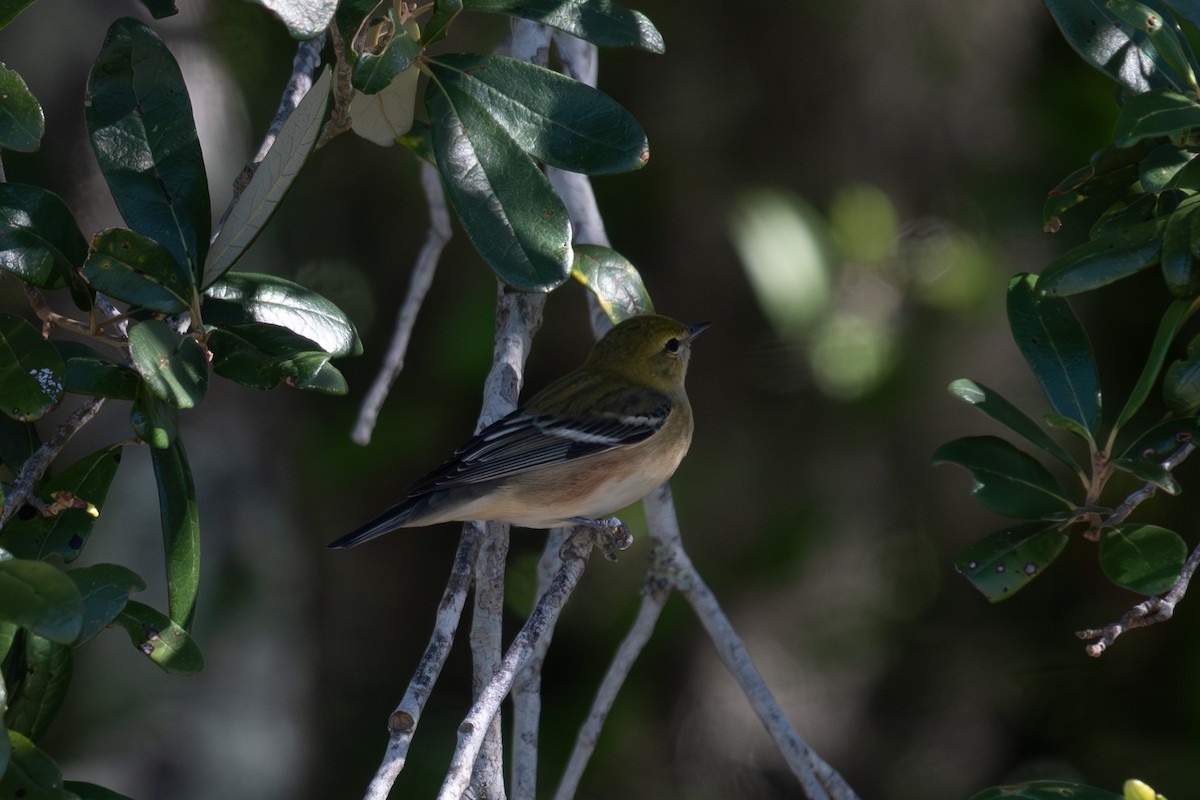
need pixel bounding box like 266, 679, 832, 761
330, 314, 709, 549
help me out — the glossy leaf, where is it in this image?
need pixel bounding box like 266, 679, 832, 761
969, 780, 1121, 800
52, 341, 141, 401
0, 444, 124, 563
1044, 0, 1175, 93
207, 323, 347, 394
5, 634, 71, 742
1043, 143, 1149, 227
1105, 0, 1199, 92
86, 18, 210, 280
428, 53, 649, 175
1110, 456, 1181, 493
128, 320, 208, 409
114, 600, 203, 675
1118, 414, 1200, 459
1114, 89, 1200, 147
954, 522, 1069, 602
203, 271, 362, 358
0, 183, 88, 289
0, 62, 43, 152
1089, 193, 1159, 240
947, 378, 1081, 471
1140, 143, 1193, 190
203, 67, 331, 286
1, 730, 69, 800
67, 563, 146, 646
150, 436, 200, 630
81, 228, 195, 314
0, 560, 82, 643
462, 0, 664, 52
422, 0, 463, 47
1114, 296, 1198, 429
571, 245, 654, 323
1008, 274, 1101, 435
1037, 216, 1166, 296
0, 312, 65, 422
1160, 204, 1200, 296
130, 386, 178, 449
251, 0, 337, 38
931, 435, 1074, 518
352, 10, 421, 94
427, 79, 572, 291
1100, 523, 1186, 594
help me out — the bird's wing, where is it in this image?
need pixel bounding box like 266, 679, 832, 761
407, 387, 673, 494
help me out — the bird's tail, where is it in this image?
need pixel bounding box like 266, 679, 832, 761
327, 500, 419, 549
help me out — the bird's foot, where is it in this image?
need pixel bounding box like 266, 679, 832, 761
565, 516, 634, 561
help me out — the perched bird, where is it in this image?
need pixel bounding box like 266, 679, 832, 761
330, 314, 709, 549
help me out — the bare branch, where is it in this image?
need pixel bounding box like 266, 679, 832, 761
470, 519, 511, 800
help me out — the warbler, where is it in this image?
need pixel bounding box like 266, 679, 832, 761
330, 314, 709, 549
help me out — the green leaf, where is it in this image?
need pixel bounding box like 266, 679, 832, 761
1037, 216, 1166, 296
1043, 143, 1149, 228
0, 731, 71, 800
0, 444, 124, 563
1110, 456, 1181, 493
352, 9, 421, 94
427, 53, 649, 175
1114, 297, 1198, 429
571, 245, 654, 323
86, 18, 211, 280
52, 341, 141, 401
1105, 1, 1199, 92
421, 0, 463, 47
427, 78, 572, 292
202, 272, 362, 357
203, 67, 331, 287
968, 780, 1121, 800
63, 782, 137, 800
462, 0, 664, 52
931, 435, 1074, 518
1044, 0, 1177, 93
1140, 143, 1194, 190
1161, 204, 1200, 297
67, 564, 145, 646
947, 378, 1081, 471
0, 677, 7, 779
128, 320, 208, 409
953, 522, 1069, 602
0, 2, 37, 29
0, 312, 65, 422
206, 323, 347, 393
1118, 414, 1200, 460
288, 353, 347, 394
0, 414, 39, 474
251, 0, 337, 38
130, 385, 178, 449
81, 228, 195, 314
4, 634, 71, 741
114, 600, 203, 675
1114, 89, 1200, 146
150, 436, 200, 631
350, 59, 420, 145
1008, 274, 1100, 436
137, 0, 179, 18
0, 62, 43, 152
0, 183, 88, 289
1100, 523, 1187, 594
0, 560, 82, 643
1164, 339, 1200, 413
1089, 192, 1159, 240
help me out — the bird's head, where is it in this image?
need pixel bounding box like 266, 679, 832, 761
587, 314, 711, 392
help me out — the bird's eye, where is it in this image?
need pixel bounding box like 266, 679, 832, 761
664, 338, 681, 354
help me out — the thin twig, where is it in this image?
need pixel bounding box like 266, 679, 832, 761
470, 519, 511, 800
316, 20, 355, 149
352, 162, 450, 445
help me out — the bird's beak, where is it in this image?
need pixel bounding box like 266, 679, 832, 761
686, 321, 712, 340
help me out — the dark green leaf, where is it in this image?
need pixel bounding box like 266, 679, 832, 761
352, 9, 421, 94
953, 522, 1069, 602
1140, 143, 1194, 190
931, 435, 1074, 518
130, 385, 178, 449
0, 312, 65, 422
0, 2, 36, 29
1164, 344, 1200, 413
113, 600, 203, 674
5, 634, 71, 741
288, 353, 347, 394
428, 53, 649, 175
1008, 274, 1100, 435
150, 436, 199, 630
1161, 204, 1200, 296
251, 0, 337, 38
1043, 143, 1150, 228
1088, 192, 1158, 239
0, 413, 38, 474
462, 0, 664, 52
67, 564, 146, 646
52, 341, 140, 401
1114, 89, 1200, 146
571, 245, 654, 323
0, 730, 71, 800
128, 320, 208, 409
1115, 297, 1198, 429
947, 378, 1081, 471
0, 681, 7, 780
1110, 456, 1181, 493
0, 444, 124, 563
202, 272, 362, 358
0, 62, 43, 151
422, 0, 463, 47
63, 782, 137, 800
81, 228, 195, 314
968, 780, 1120, 800
1100, 523, 1186, 594
1118, 414, 1200, 459
0, 183, 88, 289
1043, 412, 1096, 442
137, 0, 179, 18
207, 323, 347, 393
1044, 0, 1176, 93
427, 80, 572, 291
0, 560, 82, 643
1037, 216, 1166, 296
86, 18, 211, 279
1105, 0, 1199, 92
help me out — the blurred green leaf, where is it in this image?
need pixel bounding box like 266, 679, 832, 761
0, 313, 65, 422
52, 341, 140, 401
203, 67, 330, 286
114, 600, 203, 675
1100, 523, 1186, 594
1115, 297, 1198, 429
427, 79, 572, 292
0, 560, 82, 643
932, 435, 1074, 517
0, 183, 88, 289
63, 782, 136, 800
969, 780, 1121, 799
5, 633, 71, 741
81, 228, 195, 314
150, 436, 199, 631
427, 53, 649, 174
202, 271, 362, 358
571, 245, 654, 323
1115, 89, 1200, 146
352, 9, 421, 94
128, 320, 208, 409
0, 444, 124, 563
251, 0, 336, 38
953, 522, 1069, 602
0, 2, 37, 29
1038, 216, 1166, 296
1110, 456, 1181, 493
130, 385, 178, 449
0, 62, 43, 152
0, 730, 72, 800
1008, 274, 1100, 436
947, 378, 1081, 471
207, 323, 348, 394
67, 564, 145, 646
86, 18, 210, 279
462, 0, 664, 52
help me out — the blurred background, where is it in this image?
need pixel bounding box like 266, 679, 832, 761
2, 1, 1197, 798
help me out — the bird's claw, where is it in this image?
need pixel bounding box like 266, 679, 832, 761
565, 516, 634, 561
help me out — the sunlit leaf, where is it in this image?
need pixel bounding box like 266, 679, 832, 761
0, 62, 43, 151
968, 779, 1121, 799
81, 228, 196, 314
571, 245, 654, 323
462, 0, 664, 52
0, 312, 65, 422
1114, 89, 1200, 146
113, 600, 203, 674
1038, 216, 1166, 296
1044, 0, 1175, 93
352, 11, 421, 94
954, 522, 1069, 602
150, 437, 200, 631
0, 183, 87, 289
250, 0, 337, 38
4, 634, 71, 741
130, 386, 178, 450
128, 320, 208, 409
